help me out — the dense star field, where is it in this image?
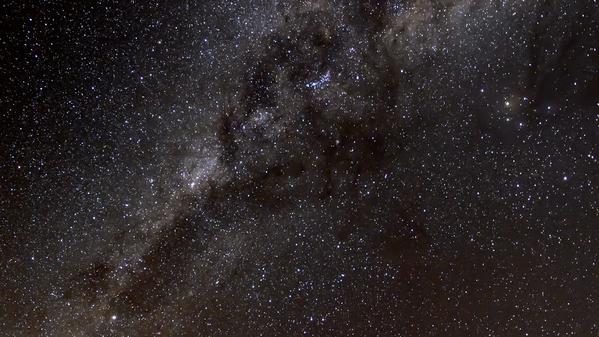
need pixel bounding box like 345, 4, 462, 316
2, 0, 599, 336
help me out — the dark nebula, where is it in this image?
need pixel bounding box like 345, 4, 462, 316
2, 0, 599, 336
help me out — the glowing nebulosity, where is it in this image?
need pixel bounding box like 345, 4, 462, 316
2, 0, 599, 336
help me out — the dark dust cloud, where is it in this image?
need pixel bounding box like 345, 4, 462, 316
2, 0, 599, 336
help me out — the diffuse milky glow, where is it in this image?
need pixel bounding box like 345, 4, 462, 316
2, 0, 599, 336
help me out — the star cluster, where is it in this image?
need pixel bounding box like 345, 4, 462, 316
2, 0, 599, 336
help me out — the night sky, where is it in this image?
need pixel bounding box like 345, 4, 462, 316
2, 0, 599, 336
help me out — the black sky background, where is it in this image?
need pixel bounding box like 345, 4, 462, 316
2, 0, 599, 336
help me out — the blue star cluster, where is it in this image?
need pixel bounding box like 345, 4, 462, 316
2, 0, 599, 336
